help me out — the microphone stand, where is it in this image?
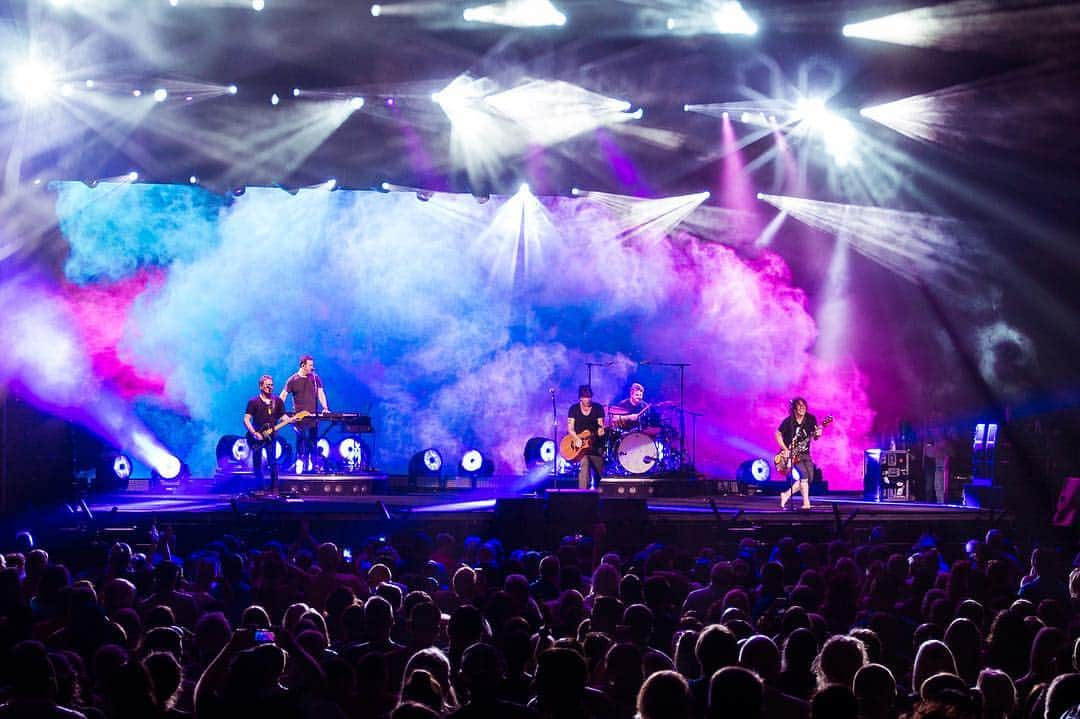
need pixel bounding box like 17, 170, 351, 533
686, 409, 704, 473
584, 361, 612, 388
550, 389, 559, 493
641, 361, 691, 473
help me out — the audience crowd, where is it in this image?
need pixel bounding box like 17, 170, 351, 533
1, 519, 1080, 719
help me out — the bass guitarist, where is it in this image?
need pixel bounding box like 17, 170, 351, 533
568, 385, 605, 490
244, 374, 296, 494
775, 397, 823, 510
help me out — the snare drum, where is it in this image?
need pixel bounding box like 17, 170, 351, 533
616, 431, 666, 475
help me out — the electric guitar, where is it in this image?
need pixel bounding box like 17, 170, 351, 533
560, 429, 600, 462
247, 410, 311, 448
774, 415, 833, 474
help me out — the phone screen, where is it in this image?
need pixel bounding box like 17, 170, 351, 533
342, 547, 353, 562
254, 630, 275, 643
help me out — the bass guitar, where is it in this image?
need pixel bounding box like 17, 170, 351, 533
774, 415, 833, 474
248, 410, 311, 448
560, 430, 599, 462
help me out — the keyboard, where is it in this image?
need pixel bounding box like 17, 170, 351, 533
315, 412, 374, 432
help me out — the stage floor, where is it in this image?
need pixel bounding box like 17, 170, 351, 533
80, 482, 1002, 549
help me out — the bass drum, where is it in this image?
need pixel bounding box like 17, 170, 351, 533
616, 431, 666, 475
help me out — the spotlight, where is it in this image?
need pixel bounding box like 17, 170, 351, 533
84, 79, 94, 88
151, 458, 190, 488
153, 88, 168, 102
713, 1, 757, 35
337, 436, 368, 468
571, 187, 581, 196
523, 437, 556, 469
232, 186, 246, 197
325, 178, 337, 190
216, 435, 251, 469
409, 448, 443, 490
385, 97, 395, 106
458, 449, 494, 477
292, 88, 301, 97
518, 183, 531, 195
227, 84, 238, 95
127, 171, 139, 182
169, 0, 178, 5
252, 0, 264, 10
6, 58, 58, 106
379, 181, 391, 191
371, 4, 381, 16
189, 175, 198, 184
737, 458, 772, 483
95, 453, 134, 491
270, 93, 279, 106
349, 96, 364, 110
132, 89, 142, 97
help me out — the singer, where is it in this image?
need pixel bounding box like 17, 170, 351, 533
280, 355, 331, 473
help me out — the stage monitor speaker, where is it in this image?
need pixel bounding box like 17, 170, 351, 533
863, 450, 882, 501
1052, 477, 1080, 528
494, 498, 545, 549
545, 491, 600, 541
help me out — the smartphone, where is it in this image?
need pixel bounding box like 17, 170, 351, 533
253, 629, 275, 643
342, 547, 353, 562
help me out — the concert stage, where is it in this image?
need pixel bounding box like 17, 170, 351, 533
67, 477, 1009, 558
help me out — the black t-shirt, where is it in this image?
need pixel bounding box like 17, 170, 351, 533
245, 395, 286, 434
284, 372, 322, 413
569, 402, 605, 455
778, 414, 818, 457
615, 398, 657, 427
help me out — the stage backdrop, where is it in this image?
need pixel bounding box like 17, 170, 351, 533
50, 182, 874, 488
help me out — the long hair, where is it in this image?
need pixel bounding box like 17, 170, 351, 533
789, 397, 807, 417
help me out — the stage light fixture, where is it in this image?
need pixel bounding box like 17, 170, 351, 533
170, 0, 179, 5
337, 436, 367, 467
459, 449, 494, 477
523, 437, 556, 469
132, 89, 142, 97
292, 88, 301, 97
85, 79, 94, 88
379, 181, 391, 191
463, 0, 566, 27
409, 448, 443, 489
215, 435, 251, 468
189, 175, 198, 184
227, 84, 238, 95
349, 96, 364, 110
94, 453, 134, 491
713, 1, 758, 35
371, 4, 381, 16
127, 171, 139, 182
270, 93, 279, 106
7, 58, 58, 106
252, 0, 264, 10
153, 88, 168, 102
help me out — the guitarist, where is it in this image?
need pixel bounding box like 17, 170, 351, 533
568, 385, 605, 490
775, 397, 822, 510
244, 375, 294, 493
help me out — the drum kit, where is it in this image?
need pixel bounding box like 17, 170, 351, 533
602, 401, 682, 475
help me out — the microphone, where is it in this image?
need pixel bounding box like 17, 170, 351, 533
548, 388, 556, 395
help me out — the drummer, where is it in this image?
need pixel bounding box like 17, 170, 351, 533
609, 382, 659, 436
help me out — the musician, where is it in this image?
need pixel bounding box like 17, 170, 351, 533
568, 385, 605, 490
280, 355, 331, 473
775, 397, 821, 510
243, 375, 292, 493
611, 382, 649, 429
